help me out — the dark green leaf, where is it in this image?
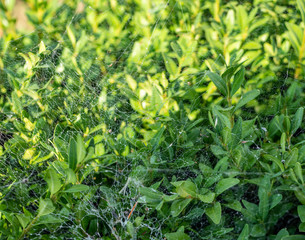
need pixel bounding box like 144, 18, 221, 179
171, 199, 192, 217
207, 71, 228, 96
291, 107, 304, 135
282, 236, 305, 240
238, 224, 249, 240
250, 224, 266, 237
68, 138, 77, 170
263, 154, 284, 172
164, 226, 191, 240
234, 90, 260, 112
298, 205, 305, 222
231, 66, 245, 97
286, 148, 299, 168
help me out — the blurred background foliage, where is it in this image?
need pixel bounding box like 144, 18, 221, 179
0, 0, 305, 239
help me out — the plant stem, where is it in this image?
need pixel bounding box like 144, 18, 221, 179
18, 215, 39, 240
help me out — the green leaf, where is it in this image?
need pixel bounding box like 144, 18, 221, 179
275, 229, 289, 240
163, 194, 179, 202
210, 145, 227, 159
234, 90, 260, 112
39, 41, 46, 54
297, 0, 305, 23
212, 106, 231, 129
186, 207, 205, 219
236, 5, 248, 33
65, 168, 77, 184
162, 53, 178, 76
224, 200, 242, 212
222, 127, 231, 146
172, 180, 198, 198
38, 198, 55, 217
64, 184, 89, 193
207, 71, 228, 96
300, 222, 305, 232
221, 63, 243, 83
34, 215, 64, 226
286, 148, 299, 168
270, 194, 282, 210
67, 26, 76, 48
275, 115, 285, 133
282, 236, 305, 240
16, 214, 31, 229
295, 162, 304, 184
258, 178, 270, 221
238, 224, 249, 240
283, 116, 291, 134
295, 189, 305, 205
205, 202, 221, 224
76, 134, 86, 163
281, 132, 286, 153
263, 154, 284, 172
242, 199, 258, 214
231, 117, 242, 148
150, 127, 165, 152
126, 221, 135, 237
151, 86, 163, 113
45, 168, 61, 196
171, 42, 183, 58
164, 226, 191, 240
285, 22, 302, 53
68, 138, 77, 170
215, 178, 240, 195
198, 192, 215, 203
290, 168, 298, 183
298, 205, 305, 222
291, 107, 304, 135
138, 187, 163, 205
231, 66, 245, 97
134, 215, 145, 227
11, 91, 23, 116
251, 224, 266, 237
185, 118, 204, 132
171, 199, 192, 217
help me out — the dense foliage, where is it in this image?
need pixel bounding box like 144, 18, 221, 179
1, 0, 305, 239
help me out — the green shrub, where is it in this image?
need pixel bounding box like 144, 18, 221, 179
0, 0, 305, 239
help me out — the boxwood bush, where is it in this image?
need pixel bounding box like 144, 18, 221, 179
1, 0, 305, 239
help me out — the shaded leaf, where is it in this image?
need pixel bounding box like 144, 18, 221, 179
171, 199, 192, 217
207, 71, 228, 96
68, 138, 77, 170
164, 226, 191, 240
231, 66, 245, 97
234, 90, 260, 112
45, 168, 61, 196
38, 198, 55, 217
205, 202, 221, 224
